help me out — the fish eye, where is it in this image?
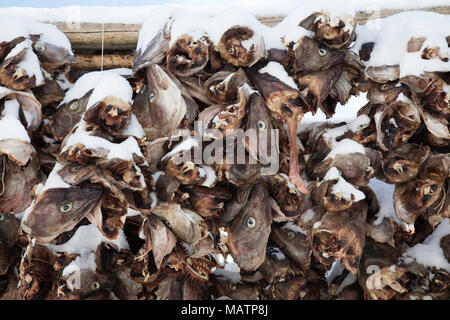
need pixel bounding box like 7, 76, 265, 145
59, 201, 73, 213
246, 216, 256, 229
33, 41, 46, 52
0, 213, 4, 221
229, 283, 236, 291
69, 101, 79, 111
70, 165, 81, 173
287, 231, 295, 239
318, 48, 327, 56
91, 281, 101, 291
149, 92, 156, 104
257, 120, 266, 130
380, 84, 390, 91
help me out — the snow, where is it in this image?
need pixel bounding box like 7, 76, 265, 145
402, 219, 450, 272
120, 114, 145, 139
59, 70, 131, 107
5, 39, 44, 86
323, 167, 366, 202
322, 115, 371, 148
161, 136, 198, 161
259, 62, 298, 89
48, 223, 130, 254
199, 165, 216, 187
212, 254, 242, 283
325, 138, 366, 159
302, 94, 367, 125
0, 99, 30, 142
354, 11, 450, 77
281, 221, 307, 236
368, 178, 410, 228
325, 259, 346, 284
0, 14, 73, 52
62, 121, 145, 161
86, 72, 133, 109
41, 163, 71, 192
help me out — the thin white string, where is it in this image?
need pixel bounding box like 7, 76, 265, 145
101, 21, 104, 71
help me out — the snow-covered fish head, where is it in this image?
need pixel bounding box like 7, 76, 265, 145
133, 17, 173, 77
52, 89, 93, 140
227, 183, 272, 271
0, 46, 38, 91
293, 36, 345, 72
21, 186, 103, 243
145, 64, 186, 136
84, 96, 132, 135
0, 36, 26, 62
30, 34, 76, 68
217, 25, 265, 67
299, 12, 356, 49
166, 35, 209, 77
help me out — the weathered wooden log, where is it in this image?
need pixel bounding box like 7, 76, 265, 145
71, 53, 133, 70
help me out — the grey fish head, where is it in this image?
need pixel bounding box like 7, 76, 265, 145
22, 186, 103, 241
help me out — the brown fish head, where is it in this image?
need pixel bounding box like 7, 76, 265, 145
210, 274, 264, 300
166, 35, 209, 77
248, 70, 305, 120
297, 64, 343, 116
293, 36, 345, 72
243, 92, 277, 165
19, 245, 56, 300
270, 223, 311, 270
0, 213, 20, 248
52, 89, 93, 140
206, 68, 250, 103
227, 183, 272, 271
21, 186, 103, 243
0, 37, 26, 61
375, 97, 421, 152
0, 47, 38, 90
299, 12, 356, 49
382, 144, 430, 183
393, 179, 442, 225
367, 81, 403, 104
0, 156, 31, 214
205, 84, 250, 138
62, 268, 116, 300
84, 96, 132, 135
217, 26, 265, 67
184, 185, 232, 218
151, 203, 207, 244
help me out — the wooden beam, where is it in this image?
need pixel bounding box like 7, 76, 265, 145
71, 53, 133, 70
53, 5, 449, 53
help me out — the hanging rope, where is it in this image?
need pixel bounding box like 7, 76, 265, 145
101, 21, 104, 71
